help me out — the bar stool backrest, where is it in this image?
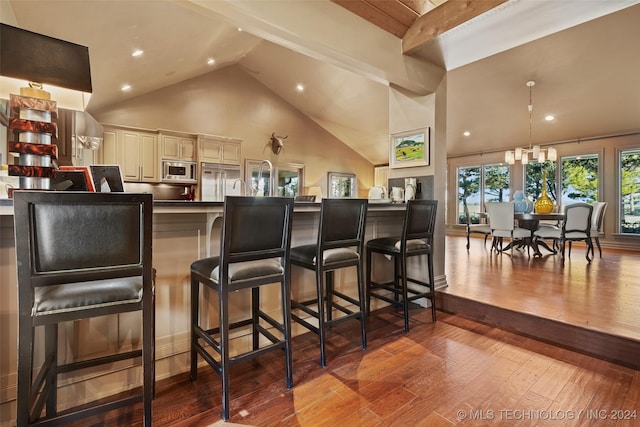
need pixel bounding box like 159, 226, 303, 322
318, 198, 368, 252
404, 199, 438, 243
221, 196, 294, 265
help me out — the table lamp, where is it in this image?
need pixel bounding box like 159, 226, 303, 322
0, 23, 92, 192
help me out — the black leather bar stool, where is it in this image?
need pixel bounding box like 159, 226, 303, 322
290, 198, 368, 367
366, 199, 438, 333
190, 196, 294, 421
13, 191, 155, 427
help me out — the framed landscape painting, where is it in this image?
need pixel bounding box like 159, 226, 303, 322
389, 127, 430, 168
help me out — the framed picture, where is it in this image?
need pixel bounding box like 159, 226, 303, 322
328, 172, 357, 198
389, 127, 430, 168
57, 166, 95, 191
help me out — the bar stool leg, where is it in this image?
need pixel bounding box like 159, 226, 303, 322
365, 248, 373, 316
356, 263, 367, 350
325, 271, 333, 323
316, 268, 327, 367
400, 256, 410, 333
220, 286, 231, 421
252, 287, 260, 350
281, 277, 294, 388
190, 278, 199, 381
428, 253, 436, 322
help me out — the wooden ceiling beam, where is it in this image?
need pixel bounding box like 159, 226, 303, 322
332, 0, 410, 38
402, 0, 508, 54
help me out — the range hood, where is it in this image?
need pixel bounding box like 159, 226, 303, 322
73, 110, 103, 149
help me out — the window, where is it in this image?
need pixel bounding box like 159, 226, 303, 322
276, 162, 304, 198
484, 164, 510, 204
525, 161, 557, 206
328, 172, 357, 198
560, 154, 599, 204
620, 149, 640, 234
457, 163, 509, 224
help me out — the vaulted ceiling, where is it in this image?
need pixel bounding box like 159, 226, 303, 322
3, 0, 639, 164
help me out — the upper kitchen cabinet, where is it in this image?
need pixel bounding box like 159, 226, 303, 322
198, 135, 241, 165
101, 126, 159, 183
160, 133, 196, 161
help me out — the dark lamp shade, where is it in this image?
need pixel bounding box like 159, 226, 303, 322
0, 23, 92, 93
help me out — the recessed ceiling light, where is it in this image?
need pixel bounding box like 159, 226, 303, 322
121, 84, 131, 92
237, 28, 243, 32
207, 58, 215, 65
296, 83, 304, 92
131, 49, 143, 57
463, 131, 471, 137
545, 115, 555, 121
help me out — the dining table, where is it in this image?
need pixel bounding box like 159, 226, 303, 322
513, 212, 565, 256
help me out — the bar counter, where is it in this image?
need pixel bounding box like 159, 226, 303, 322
1, 197, 438, 418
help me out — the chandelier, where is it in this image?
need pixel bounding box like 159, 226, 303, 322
504, 80, 556, 165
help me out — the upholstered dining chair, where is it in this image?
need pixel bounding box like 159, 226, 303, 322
534, 202, 593, 264
366, 199, 438, 333
13, 191, 154, 427
486, 202, 531, 254
464, 203, 491, 250
190, 196, 295, 421
588, 201, 607, 258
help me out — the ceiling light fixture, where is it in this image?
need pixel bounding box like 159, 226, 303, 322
131, 49, 143, 57
207, 58, 215, 65
463, 131, 471, 137
296, 83, 304, 92
504, 81, 556, 165
121, 84, 131, 92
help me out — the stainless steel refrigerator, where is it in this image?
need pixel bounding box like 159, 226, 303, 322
199, 162, 241, 201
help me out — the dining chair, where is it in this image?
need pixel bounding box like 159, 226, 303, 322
486, 202, 531, 254
190, 196, 295, 421
290, 198, 368, 367
464, 203, 491, 250
534, 202, 593, 264
587, 201, 607, 258
366, 199, 438, 333
13, 191, 154, 427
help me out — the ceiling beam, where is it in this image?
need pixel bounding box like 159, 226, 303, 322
403, 0, 509, 54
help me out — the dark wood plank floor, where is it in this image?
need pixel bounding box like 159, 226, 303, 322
64, 236, 640, 426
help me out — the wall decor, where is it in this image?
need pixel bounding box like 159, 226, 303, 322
389, 127, 430, 168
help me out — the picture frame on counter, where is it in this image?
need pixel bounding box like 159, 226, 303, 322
389, 127, 430, 169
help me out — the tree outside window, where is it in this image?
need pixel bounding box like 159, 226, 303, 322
457, 164, 509, 224
525, 161, 557, 205
620, 149, 640, 234
561, 155, 598, 204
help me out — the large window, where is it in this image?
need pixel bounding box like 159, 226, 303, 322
457, 164, 509, 224
560, 154, 599, 204
620, 149, 640, 234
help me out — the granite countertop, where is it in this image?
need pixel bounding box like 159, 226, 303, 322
1, 197, 407, 216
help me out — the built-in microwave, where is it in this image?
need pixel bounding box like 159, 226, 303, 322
162, 160, 197, 184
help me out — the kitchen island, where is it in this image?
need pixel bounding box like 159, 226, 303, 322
0, 198, 443, 420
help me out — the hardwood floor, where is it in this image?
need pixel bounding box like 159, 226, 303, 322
65, 236, 640, 426
440, 235, 640, 369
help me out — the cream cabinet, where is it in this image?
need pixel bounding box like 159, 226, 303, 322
160, 134, 196, 161
100, 126, 159, 183
198, 135, 241, 165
